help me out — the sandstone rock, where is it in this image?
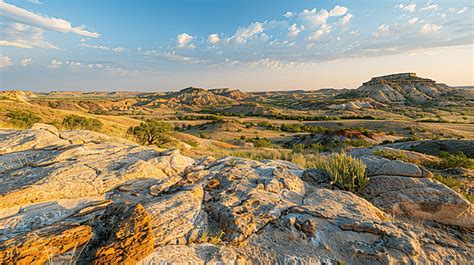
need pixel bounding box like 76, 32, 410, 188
361, 176, 474, 227
1, 127, 473, 264
0, 224, 92, 264
0, 127, 193, 209
146, 185, 204, 245
360, 155, 430, 177
92, 203, 154, 264
0, 125, 68, 155
30, 123, 60, 136
143, 244, 250, 264
198, 157, 305, 243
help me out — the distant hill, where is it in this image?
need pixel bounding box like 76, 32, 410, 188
146, 87, 237, 108
338, 73, 473, 105
208, 88, 254, 100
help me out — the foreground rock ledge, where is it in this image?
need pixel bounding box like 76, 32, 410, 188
0, 124, 472, 264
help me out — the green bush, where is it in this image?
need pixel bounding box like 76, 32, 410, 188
425, 151, 473, 170
62, 114, 103, 131
343, 139, 372, 148
7, 110, 41, 128
127, 120, 174, 147
248, 137, 273, 148
317, 152, 367, 193
373, 149, 410, 162
432, 174, 462, 190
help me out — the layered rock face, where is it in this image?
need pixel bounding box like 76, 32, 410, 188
0, 124, 473, 264
340, 73, 473, 104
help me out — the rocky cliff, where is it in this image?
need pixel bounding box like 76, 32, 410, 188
0, 124, 472, 264
340, 73, 473, 104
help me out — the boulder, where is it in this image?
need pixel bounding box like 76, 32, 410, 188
0, 127, 194, 209
361, 176, 473, 227
360, 155, 431, 178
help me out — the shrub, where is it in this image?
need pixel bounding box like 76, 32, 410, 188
7, 110, 41, 128
182, 138, 199, 147
373, 149, 410, 162
62, 114, 103, 131
425, 151, 473, 170
292, 144, 305, 153
248, 137, 273, 148
198, 230, 225, 245
199, 132, 208, 139
317, 152, 367, 193
432, 174, 462, 190
343, 139, 372, 148
127, 120, 174, 147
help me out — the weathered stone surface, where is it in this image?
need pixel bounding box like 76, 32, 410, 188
147, 185, 204, 245
190, 157, 306, 243
360, 155, 430, 177
0, 224, 92, 264
0, 124, 194, 209
143, 244, 250, 264
1, 126, 473, 264
92, 203, 154, 264
361, 175, 474, 227
351, 146, 439, 165
0, 126, 68, 155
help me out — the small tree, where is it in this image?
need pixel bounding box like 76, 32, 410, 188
127, 120, 174, 147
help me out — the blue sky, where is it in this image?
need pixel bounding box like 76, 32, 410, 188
0, 0, 473, 91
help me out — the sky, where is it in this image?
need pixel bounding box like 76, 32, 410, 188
0, 0, 473, 92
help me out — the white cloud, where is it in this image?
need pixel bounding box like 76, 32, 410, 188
20, 58, 32, 66
309, 24, 331, 41
0, 23, 58, 49
79, 43, 125, 52
420, 2, 439, 12
299, 8, 329, 28
231, 22, 264, 44
208, 33, 220, 44
287, 23, 304, 38
373, 24, 390, 38
408, 17, 419, 25
0, 54, 12, 68
309, 30, 324, 40
283, 11, 294, 18
420, 23, 442, 33
27, 0, 43, 4
0, 1, 99, 37
0, 40, 31, 48
457, 7, 468, 14
143, 49, 203, 64
66, 61, 82, 67
341, 13, 353, 25
177, 33, 195, 48
329, 5, 348, 17
397, 3, 416, 13
48, 59, 62, 68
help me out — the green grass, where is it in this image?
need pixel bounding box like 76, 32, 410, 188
373, 149, 410, 162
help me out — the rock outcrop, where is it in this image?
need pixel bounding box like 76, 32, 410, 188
339, 73, 473, 104
0, 124, 472, 264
